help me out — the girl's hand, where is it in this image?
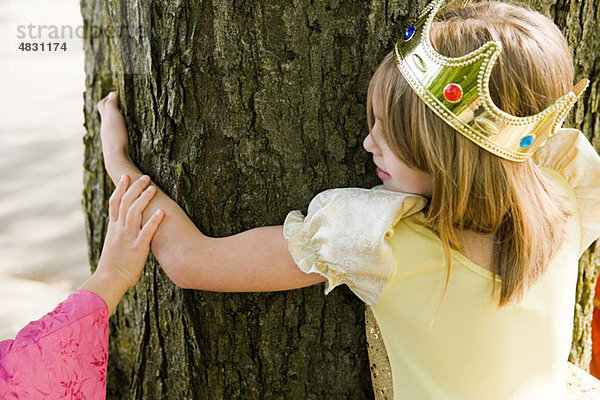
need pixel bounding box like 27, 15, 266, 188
97, 91, 131, 173
96, 174, 165, 289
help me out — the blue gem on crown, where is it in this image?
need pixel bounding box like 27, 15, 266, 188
519, 135, 535, 148
404, 26, 416, 41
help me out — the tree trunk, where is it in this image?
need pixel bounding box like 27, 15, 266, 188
80, 0, 600, 398
80, 1, 411, 398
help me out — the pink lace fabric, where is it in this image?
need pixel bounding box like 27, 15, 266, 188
0, 290, 109, 399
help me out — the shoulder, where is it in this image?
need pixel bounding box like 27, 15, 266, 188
287, 186, 428, 249
533, 128, 600, 257
302, 185, 428, 230
283, 186, 428, 305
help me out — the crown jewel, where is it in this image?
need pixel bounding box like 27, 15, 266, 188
394, 0, 589, 162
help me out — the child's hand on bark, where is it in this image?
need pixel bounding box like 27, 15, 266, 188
97, 91, 132, 179
96, 174, 165, 289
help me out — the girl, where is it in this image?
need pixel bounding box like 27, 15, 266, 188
0, 174, 165, 399
98, 0, 600, 398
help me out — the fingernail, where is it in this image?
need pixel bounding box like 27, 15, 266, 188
120, 175, 126, 183
155, 209, 164, 217
141, 175, 150, 182
108, 91, 116, 100
146, 185, 155, 192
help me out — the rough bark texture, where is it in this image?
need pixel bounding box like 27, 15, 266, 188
80, 1, 414, 398
80, 0, 600, 398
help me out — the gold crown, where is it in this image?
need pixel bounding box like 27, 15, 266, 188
394, 0, 589, 162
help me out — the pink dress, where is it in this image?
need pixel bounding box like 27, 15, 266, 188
0, 290, 109, 399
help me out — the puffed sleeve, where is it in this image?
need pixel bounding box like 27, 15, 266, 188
533, 128, 600, 258
0, 289, 109, 400
283, 186, 428, 305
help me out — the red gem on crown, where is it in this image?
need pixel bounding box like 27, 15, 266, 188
443, 83, 463, 102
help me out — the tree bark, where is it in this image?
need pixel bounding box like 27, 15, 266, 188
81, 1, 414, 398
80, 0, 600, 398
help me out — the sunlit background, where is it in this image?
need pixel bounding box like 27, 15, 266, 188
0, 0, 88, 339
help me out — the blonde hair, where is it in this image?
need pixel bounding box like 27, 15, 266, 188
366, 1, 575, 308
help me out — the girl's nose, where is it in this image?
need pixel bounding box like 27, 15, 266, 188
363, 133, 375, 153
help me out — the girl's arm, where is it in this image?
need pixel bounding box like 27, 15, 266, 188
97, 92, 327, 291
0, 176, 162, 399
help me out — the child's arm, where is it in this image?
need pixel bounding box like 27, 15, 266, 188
0, 175, 162, 397
97, 92, 327, 291
78, 174, 165, 313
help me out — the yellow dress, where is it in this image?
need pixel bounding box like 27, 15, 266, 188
283, 128, 600, 399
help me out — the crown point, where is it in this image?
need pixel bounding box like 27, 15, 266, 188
519, 135, 536, 148
404, 26, 416, 41
443, 84, 463, 102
